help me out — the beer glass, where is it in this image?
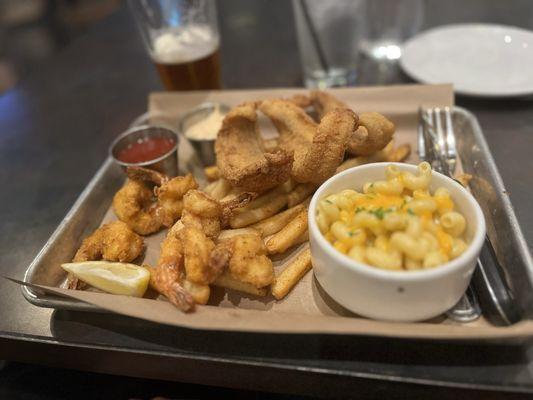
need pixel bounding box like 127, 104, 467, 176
129, 0, 221, 91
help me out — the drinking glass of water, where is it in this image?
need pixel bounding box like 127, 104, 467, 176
359, 0, 424, 61
292, 0, 424, 88
129, 0, 221, 91
292, 0, 365, 88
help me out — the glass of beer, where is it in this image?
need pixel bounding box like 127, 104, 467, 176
129, 0, 221, 91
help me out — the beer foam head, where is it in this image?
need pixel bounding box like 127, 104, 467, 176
152, 24, 218, 64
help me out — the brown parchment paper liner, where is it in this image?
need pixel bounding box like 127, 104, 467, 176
18, 84, 533, 339
11, 278, 533, 339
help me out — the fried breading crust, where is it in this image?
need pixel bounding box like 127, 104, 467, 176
182, 189, 223, 238
259, 99, 357, 184
180, 226, 220, 285
350, 112, 395, 156
148, 220, 211, 311
113, 168, 198, 235
112, 179, 161, 235
73, 221, 144, 264
68, 220, 145, 290
215, 102, 293, 192
291, 91, 396, 157
213, 233, 274, 288
309, 90, 348, 119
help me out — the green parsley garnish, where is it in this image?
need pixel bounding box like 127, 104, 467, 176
367, 207, 394, 220
373, 207, 385, 219
407, 208, 415, 215
325, 199, 333, 204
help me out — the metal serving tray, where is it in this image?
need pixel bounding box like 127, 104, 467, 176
22, 107, 533, 323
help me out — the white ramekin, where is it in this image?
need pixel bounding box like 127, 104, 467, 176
308, 162, 486, 322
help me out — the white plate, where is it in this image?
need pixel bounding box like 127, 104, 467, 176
400, 24, 533, 97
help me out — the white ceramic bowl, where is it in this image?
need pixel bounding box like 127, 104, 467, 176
308, 163, 486, 322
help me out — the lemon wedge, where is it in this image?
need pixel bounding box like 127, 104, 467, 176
61, 261, 150, 297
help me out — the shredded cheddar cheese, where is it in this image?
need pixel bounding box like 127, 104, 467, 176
316, 163, 470, 271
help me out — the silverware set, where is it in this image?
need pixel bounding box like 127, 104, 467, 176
419, 107, 521, 325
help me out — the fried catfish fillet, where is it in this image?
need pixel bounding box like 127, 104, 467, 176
215, 102, 293, 192
309, 90, 348, 119
259, 99, 357, 184
350, 112, 396, 156
309, 91, 395, 156
288, 91, 396, 157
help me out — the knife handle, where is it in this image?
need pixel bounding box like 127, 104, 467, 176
472, 236, 522, 325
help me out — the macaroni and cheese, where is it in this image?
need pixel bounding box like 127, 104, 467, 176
316, 162, 469, 271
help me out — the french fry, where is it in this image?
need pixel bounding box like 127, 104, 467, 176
386, 144, 411, 162
271, 246, 312, 300
204, 165, 220, 181
263, 138, 278, 152
221, 193, 235, 202
213, 271, 268, 297
455, 173, 473, 188
265, 208, 308, 254
280, 178, 297, 194
221, 186, 251, 202
237, 186, 285, 212
229, 194, 288, 228
336, 141, 394, 173
218, 227, 260, 241
294, 229, 309, 246
209, 179, 232, 200
250, 203, 305, 237
336, 157, 366, 173
380, 140, 394, 157
287, 183, 317, 208
203, 179, 218, 196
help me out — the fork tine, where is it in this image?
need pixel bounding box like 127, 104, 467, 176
433, 107, 446, 155
422, 108, 439, 170
444, 106, 457, 161
418, 107, 426, 161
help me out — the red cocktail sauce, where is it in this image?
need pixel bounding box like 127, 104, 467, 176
117, 137, 176, 164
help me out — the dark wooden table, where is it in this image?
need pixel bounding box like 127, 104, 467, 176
1, 1, 533, 398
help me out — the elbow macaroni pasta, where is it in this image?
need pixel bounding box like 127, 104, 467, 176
316, 163, 470, 271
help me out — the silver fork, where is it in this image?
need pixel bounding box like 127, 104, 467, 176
419, 107, 482, 323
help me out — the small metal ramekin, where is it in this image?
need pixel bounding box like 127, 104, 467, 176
109, 125, 179, 177
178, 102, 230, 166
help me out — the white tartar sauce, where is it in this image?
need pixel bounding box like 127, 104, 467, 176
185, 106, 226, 140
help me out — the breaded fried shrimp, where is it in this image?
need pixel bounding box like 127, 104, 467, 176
112, 167, 197, 235
67, 221, 144, 290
